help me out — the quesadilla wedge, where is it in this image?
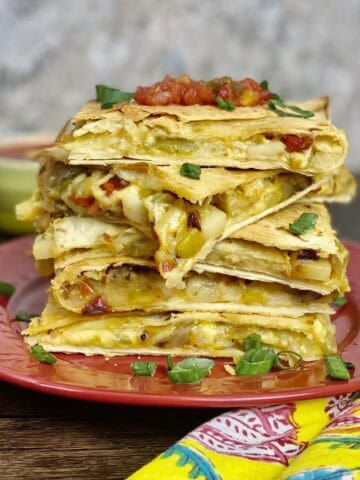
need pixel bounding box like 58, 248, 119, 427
55, 95, 347, 175
33, 202, 348, 296
197, 203, 349, 295
23, 296, 337, 361
17, 157, 332, 288
50, 255, 334, 317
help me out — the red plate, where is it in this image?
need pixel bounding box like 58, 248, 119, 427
0, 235, 359, 408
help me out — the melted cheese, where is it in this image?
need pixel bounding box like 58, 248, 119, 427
52, 262, 334, 316
59, 106, 347, 175
24, 305, 337, 361
36, 159, 317, 287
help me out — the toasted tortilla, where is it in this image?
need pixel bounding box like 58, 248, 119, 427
71, 97, 331, 124
23, 295, 336, 360
54, 97, 347, 175
230, 203, 336, 251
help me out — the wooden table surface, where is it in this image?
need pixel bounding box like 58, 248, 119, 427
1, 186, 359, 480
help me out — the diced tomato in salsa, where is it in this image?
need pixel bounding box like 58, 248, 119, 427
100, 176, 130, 196
280, 135, 313, 152
134, 75, 272, 107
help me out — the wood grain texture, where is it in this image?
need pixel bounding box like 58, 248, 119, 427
0, 193, 359, 479
0, 382, 219, 479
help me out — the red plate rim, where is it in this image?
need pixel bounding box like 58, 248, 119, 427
0, 235, 359, 408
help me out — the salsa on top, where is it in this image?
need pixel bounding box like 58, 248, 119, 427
134, 75, 273, 107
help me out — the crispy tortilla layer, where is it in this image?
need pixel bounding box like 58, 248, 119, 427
55, 98, 348, 175
23, 297, 337, 360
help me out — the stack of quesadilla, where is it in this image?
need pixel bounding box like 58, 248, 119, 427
17, 76, 355, 363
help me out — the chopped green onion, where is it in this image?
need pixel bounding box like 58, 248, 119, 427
30, 344, 57, 364
215, 96, 235, 112
324, 354, 350, 380
333, 294, 347, 307
131, 361, 157, 377
168, 357, 214, 384
271, 93, 283, 102
15, 310, 36, 322
289, 212, 318, 236
180, 163, 201, 180
96, 84, 134, 109
259, 80, 283, 100
0, 281, 15, 296
176, 358, 215, 373
268, 98, 314, 119
166, 355, 173, 371
168, 367, 205, 384
276, 351, 303, 370
235, 348, 276, 376
243, 333, 262, 351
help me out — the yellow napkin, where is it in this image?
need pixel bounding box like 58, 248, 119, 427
128, 393, 360, 480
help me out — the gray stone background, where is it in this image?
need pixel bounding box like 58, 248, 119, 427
0, 0, 359, 171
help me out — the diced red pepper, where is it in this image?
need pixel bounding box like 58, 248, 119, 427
100, 176, 129, 196
69, 195, 95, 208
68, 195, 102, 216
281, 135, 313, 152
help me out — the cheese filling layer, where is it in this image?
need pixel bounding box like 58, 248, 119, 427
24, 305, 337, 360
58, 106, 347, 174
52, 262, 333, 316
200, 238, 348, 293
27, 160, 322, 288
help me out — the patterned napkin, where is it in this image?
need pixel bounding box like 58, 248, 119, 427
128, 393, 360, 480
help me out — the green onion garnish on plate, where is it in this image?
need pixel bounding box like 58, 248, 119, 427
167, 358, 214, 384
131, 361, 157, 377
0, 281, 15, 296
235, 348, 276, 376
30, 344, 57, 364
324, 354, 351, 380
